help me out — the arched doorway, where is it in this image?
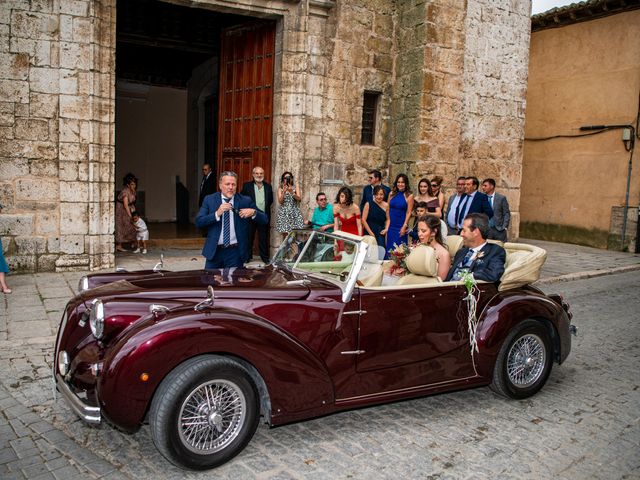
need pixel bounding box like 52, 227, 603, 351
114, 0, 276, 248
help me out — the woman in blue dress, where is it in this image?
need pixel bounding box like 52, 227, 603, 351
0, 204, 11, 294
361, 185, 389, 249
386, 173, 414, 253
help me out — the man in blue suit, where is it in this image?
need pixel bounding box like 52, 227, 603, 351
446, 213, 505, 283
455, 176, 493, 232
195, 171, 268, 269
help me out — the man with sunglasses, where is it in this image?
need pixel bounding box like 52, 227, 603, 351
307, 192, 334, 232
359, 169, 390, 212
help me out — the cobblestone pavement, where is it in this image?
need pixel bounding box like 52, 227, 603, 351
0, 248, 639, 479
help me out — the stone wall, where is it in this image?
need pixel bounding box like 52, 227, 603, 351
0, 0, 531, 272
0, 0, 115, 272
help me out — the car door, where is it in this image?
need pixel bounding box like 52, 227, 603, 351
342, 283, 493, 398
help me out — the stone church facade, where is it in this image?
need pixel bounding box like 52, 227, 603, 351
0, 0, 531, 272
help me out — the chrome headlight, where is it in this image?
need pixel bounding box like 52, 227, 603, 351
58, 350, 69, 376
89, 299, 105, 339
78, 276, 89, 292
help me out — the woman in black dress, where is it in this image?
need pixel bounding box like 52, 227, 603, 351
361, 185, 390, 249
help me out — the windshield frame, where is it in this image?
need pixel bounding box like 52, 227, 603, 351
272, 229, 369, 303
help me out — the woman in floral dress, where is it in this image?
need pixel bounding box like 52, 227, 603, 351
275, 171, 305, 239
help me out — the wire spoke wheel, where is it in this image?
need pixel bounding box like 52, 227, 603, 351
150, 356, 259, 470
490, 320, 553, 399
179, 380, 246, 454
506, 334, 546, 388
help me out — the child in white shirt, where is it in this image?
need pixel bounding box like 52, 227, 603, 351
132, 213, 149, 254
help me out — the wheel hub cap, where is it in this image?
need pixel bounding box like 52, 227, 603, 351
506, 333, 546, 388
178, 379, 247, 454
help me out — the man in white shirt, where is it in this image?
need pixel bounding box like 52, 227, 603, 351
446, 176, 467, 233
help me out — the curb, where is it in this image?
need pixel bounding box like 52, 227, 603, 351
536, 263, 640, 285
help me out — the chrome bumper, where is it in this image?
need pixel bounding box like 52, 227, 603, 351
55, 372, 101, 424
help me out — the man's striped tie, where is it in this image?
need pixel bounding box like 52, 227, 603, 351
223, 197, 231, 247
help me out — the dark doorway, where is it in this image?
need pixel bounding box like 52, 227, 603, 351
115, 0, 275, 247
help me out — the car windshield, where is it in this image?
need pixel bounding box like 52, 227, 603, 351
272, 230, 361, 284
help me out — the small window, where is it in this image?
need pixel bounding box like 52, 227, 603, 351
361, 91, 380, 145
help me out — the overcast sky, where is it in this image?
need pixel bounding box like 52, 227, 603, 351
531, 0, 577, 15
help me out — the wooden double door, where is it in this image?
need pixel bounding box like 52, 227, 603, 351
217, 22, 276, 187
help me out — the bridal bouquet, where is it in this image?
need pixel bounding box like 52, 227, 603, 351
387, 242, 415, 276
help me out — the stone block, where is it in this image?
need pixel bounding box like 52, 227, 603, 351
47, 236, 60, 253
59, 118, 90, 143
60, 202, 88, 234
55, 253, 90, 271
59, 14, 73, 41
60, 180, 88, 202
8, 254, 37, 272
0, 157, 29, 178
59, 234, 84, 254
0, 79, 29, 103
59, 142, 88, 162
37, 254, 58, 271
15, 236, 47, 254
60, 94, 91, 120
60, 42, 91, 70
36, 210, 59, 235
60, 0, 89, 17
14, 119, 49, 141
60, 69, 78, 94
33, 39, 52, 66
0, 214, 34, 235
73, 16, 93, 42
10, 11, 58, 41
28, 159, 59, 177
29, 93, 58, 118
15, 177, 58, 202
29, 67, 59, 93
59, 160, 79, 180
0, 53, 29, 80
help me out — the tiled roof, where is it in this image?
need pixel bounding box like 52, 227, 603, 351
532, 0, 640, 31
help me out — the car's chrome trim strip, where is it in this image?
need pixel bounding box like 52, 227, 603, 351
335, 375, 479, 403
54, 373, 101, 424
342, 310, 366, 315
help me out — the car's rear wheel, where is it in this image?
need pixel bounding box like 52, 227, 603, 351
149, 355, 259, 470
490, 319, 552, 399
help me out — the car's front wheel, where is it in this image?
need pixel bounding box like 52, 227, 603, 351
149, 355, 260, 470
490, 319, 553, 399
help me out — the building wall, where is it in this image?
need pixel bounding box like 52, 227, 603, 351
0, 0, 531, 272
522, 10, 640, 249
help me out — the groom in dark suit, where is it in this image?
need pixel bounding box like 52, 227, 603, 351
445, 213, 505, 283
195, 171, 268, 269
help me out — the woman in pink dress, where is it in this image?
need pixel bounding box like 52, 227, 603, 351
115, 173, 138, 252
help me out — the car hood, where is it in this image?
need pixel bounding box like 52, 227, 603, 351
82, 267, 312, 301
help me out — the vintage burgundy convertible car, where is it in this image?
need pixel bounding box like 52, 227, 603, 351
54, 230, 574, 470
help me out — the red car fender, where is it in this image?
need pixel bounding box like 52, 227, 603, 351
97, 307, 335, 431
472, 289, 570, 379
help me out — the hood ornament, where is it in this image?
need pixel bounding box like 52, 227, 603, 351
153, 253, 164, 272
194, 285, 215, 311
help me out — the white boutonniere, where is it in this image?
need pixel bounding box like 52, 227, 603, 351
476, 251, 485, 260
